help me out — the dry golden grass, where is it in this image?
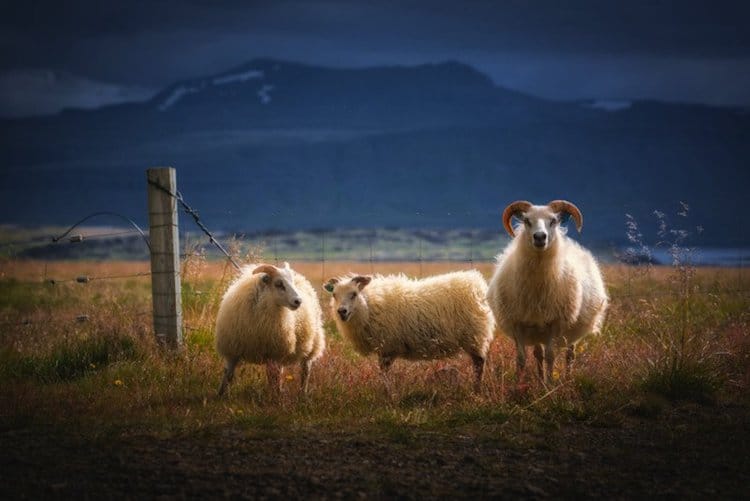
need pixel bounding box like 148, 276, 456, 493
0, 257, 748, 437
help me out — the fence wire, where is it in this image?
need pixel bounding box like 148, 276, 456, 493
147, 178, 241, 271
45, 271, 152, 284
2, 183, 749, 341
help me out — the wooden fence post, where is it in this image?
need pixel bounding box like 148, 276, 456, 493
146, 167, 183, 350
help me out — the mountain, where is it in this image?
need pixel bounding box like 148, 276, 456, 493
1, 58, 748, 247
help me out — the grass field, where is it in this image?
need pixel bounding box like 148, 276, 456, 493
1, 257, 749, 496
1, 257, 748, 431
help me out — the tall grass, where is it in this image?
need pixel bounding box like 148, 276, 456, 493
0, 247, 748, 437
616, 204, 729, 404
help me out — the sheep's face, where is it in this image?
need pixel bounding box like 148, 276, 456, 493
253, 263, 302, 310
323, 276, 371, 322
518, 205, 564, 252
503, 200, 582, 252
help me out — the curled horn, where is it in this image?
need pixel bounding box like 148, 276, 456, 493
252, 264, 279, 277
502, 201, 532, 237
548, 200, 583, 233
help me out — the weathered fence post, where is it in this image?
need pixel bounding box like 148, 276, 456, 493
146, 167, 183, 350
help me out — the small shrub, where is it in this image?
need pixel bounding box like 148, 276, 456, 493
640, 359, 719, 404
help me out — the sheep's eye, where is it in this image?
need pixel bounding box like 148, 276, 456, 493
275, 281, 285, 290
550, 218, 557, 226
350, 292, 357, 300
523, 218, 531, 226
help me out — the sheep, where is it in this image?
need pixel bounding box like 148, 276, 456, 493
215, 262, 325, 397
486, 200, 608, 384
323, 270, 495, 393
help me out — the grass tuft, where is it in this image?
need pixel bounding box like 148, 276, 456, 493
640, 359, 719, 404
1, 332, 142, 383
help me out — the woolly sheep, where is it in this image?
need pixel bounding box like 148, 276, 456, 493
323, 270, 495, 393
486, 200, 608, 383
215, 262, 325, 396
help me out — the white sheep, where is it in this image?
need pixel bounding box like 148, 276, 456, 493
323, 270, 495, 393
487, 200, 608, 384
215, 262, 325, 396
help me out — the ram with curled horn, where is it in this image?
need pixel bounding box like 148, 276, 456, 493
487, 199, 608, 386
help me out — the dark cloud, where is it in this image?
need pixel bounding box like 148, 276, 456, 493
0, 69, 153, 117
4, 1, 749, 55
1, 0, 749, 116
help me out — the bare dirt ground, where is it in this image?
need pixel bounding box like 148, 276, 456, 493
1, 400, 748, 499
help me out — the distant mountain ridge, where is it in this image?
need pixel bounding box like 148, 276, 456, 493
1, 58, 748, 246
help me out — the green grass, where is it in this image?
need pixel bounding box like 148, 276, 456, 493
0, 332, 142, 383
641, 359, 720, 404
0, 280, 72, 312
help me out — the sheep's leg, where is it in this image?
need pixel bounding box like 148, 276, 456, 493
515, 338, 527, 385
532, 345, 545, 381
544, 342, 556, 383
565, 344, 576, 377
218, 358, 238, 397
266, 361, 282, 396
379, 355, 395, 399
300, 358, 312, 395
470, 353, 485, 394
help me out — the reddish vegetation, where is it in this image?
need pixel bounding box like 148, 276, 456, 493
1, 259, 748, 497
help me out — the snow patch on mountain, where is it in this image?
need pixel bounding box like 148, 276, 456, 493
157, 68, 268, 111
212, 70, 264, 86
258, 84, 274, 104
158, 84, 204, 111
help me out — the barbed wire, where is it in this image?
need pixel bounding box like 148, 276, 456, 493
0, 230, 146, 252
50, 211, 151, 250
147, 179, 241, 271
73, 230, 143, 241
45, 271, 151, 284
0, 316, 88, 328
1, 181, 747, 348
0, 309, 153, 330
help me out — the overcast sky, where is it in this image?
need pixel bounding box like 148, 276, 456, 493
1, 0, 749, 117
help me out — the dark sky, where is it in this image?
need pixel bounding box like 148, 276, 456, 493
1, 0, 749, 116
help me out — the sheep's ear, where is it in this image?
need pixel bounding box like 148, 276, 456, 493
352, 276, 371, 290
322, 278, 338, 294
